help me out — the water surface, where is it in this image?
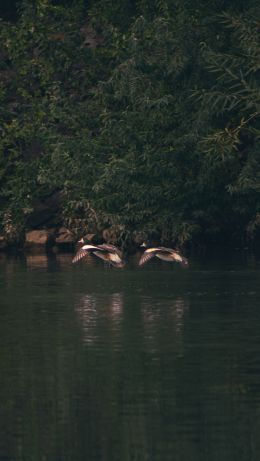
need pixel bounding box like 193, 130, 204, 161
0, 250, 260, 461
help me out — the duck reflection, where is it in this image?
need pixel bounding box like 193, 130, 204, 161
75, 292, 124, 345
141, 296, 189, 357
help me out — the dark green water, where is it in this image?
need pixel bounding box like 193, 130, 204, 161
0, 251, 260, 461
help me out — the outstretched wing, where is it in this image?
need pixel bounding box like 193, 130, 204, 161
72, 244, 102, 264
159, 247, 189, 267
95, 245, 124, 267
139, 248, 158, 266
99, 243, 121, 255
169, 249, 188, 266
72, 249, 89, 264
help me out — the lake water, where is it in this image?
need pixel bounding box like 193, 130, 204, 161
0, 250, 260, 461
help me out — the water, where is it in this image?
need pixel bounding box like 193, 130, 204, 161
0, 250, 260, 461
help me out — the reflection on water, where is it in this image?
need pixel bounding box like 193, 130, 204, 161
75, 292, 123, 345
0, 251, 260, 461
26, 253, 49, 268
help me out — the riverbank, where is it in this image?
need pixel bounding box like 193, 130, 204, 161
0, 226, 144, 254
0, 225, 259, 258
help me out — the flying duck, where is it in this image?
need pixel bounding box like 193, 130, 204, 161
72, 239, 125, 268
139, 243, 188, 267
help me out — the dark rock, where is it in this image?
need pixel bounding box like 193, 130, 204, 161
55, 227, 75, 244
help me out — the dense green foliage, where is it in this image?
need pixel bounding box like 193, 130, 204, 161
0, 0, 259, 247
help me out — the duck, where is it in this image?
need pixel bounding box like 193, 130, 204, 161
139, 242, 188, 267
72, 239, 125, 268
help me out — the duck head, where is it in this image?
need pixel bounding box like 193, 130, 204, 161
181, 257, 189, 268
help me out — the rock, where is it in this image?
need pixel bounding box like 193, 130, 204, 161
25, 230, 55, 248
55, 227, 75, 244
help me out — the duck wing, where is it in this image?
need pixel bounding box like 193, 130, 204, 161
139, 246, 189, 267
72, 244, 103, 264
139, 248, 159, 266
97, 244, 124, 267
168, 248, 188, 266
157, 247, 188, 266
99, 243, 121, 254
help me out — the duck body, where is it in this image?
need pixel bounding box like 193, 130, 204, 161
72, 242, 125, 268
139, 244, 188, 267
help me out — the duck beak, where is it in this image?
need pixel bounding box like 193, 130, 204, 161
78, 238, 84, 244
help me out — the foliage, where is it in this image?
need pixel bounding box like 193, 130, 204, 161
0, 0, 259, 247
0, 0, 102, 237
90, 14, 200, 244
195, 11, 260, 242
